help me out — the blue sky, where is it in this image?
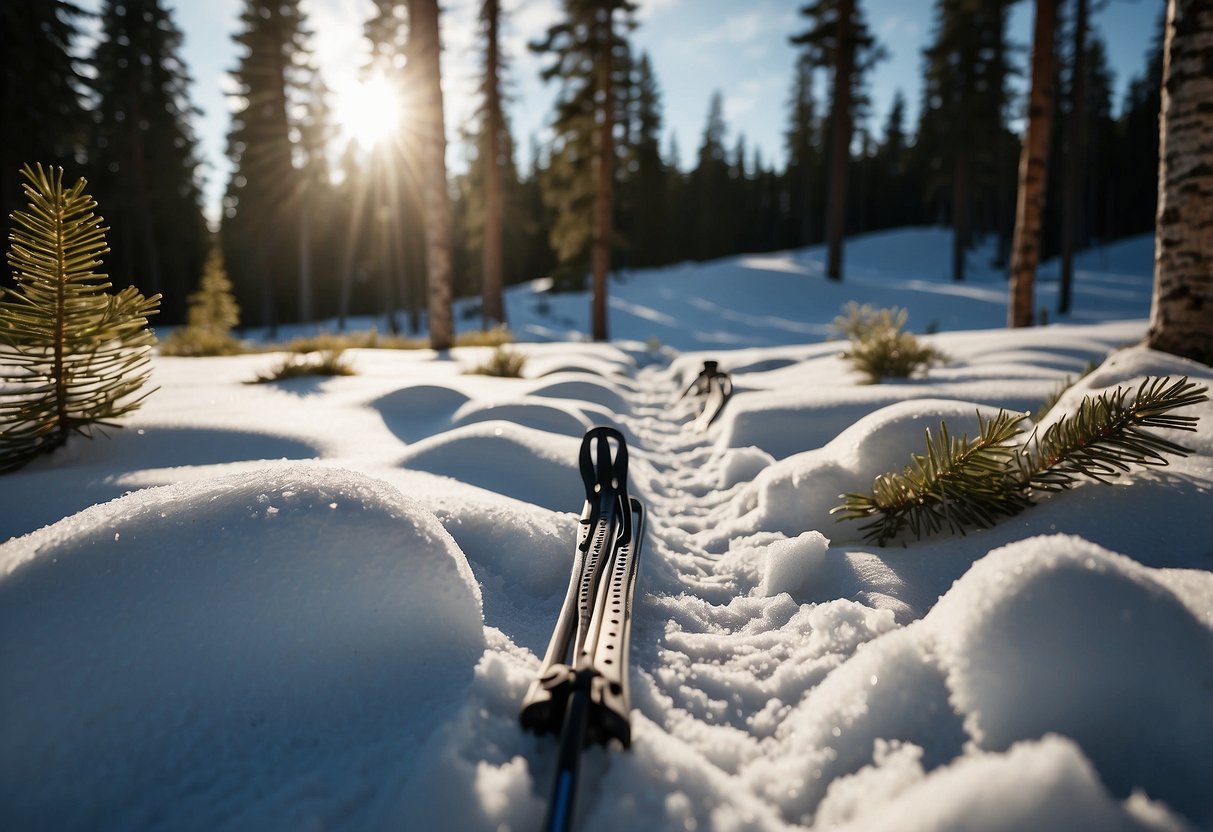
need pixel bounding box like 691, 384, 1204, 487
77, 0, 1161, 225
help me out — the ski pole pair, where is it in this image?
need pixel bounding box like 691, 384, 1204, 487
520, 426, 646, 832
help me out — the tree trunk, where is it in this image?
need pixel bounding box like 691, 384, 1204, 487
481, 0, 506, 329
1147, 0, 1213, 365
1059, 0, 1087, 316
590, 11, 615, 342
298, 201, 313, 323
411, 0, 454, 351
825, 0, 855, 282
952, 150, 968, 282
1008, 0, 1057, 328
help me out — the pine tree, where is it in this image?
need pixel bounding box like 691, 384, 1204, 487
222, 0, 313, 335
479, 0, 507, 327
792, 0, 885, 281
920, 0, 1017, 281
1057, 0, 1088, 316
1008, 0, 1058, 328
687, 91, 733, 260
1110, 10, 1165, 241
617, 52, 668, 268
1147, 0, 1213, 365
533, 0, 637, 341
296, 72, 335, 325
783, 54, 820, 247
89, 0, 208, 324
0, 2, 90, 266
0, 165, 160, 472
161, 246, 242, 356
870, 90, 915, 230
1079, 35, 1117, 249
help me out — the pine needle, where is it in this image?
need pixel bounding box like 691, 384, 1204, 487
834, 376, 1208, 545
834, 409, 1030, 545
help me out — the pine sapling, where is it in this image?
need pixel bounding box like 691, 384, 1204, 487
832, 302, 946, 384
161, 246, 242, 356
0, 164, 160, 472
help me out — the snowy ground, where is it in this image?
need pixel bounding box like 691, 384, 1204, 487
2, 228, 1211, 831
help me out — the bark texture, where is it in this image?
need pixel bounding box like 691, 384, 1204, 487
411, 0, 454, 350
1147, 0, 1213, 365
1008, 0, 1056, 327
590, 10, 615, 342
481, 0, 506, 328
825, 0, 855, 282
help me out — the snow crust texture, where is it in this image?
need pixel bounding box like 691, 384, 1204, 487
1, 231, 1210, 831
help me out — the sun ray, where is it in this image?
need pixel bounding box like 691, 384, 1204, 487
334, 72, 405, 150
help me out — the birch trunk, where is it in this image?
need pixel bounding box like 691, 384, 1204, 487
1147, 0, 1213, 365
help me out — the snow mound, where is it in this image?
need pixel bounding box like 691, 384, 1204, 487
372, 384, 470, 442
526, 375, 633, 414
0, 466, 484, 831
931, 534, 1213, 824
451, 399, 594, 437
397, 422, 583, 512
825, 735, 1189, 832
759, 531, 830, 597
740, 535, 1213, 828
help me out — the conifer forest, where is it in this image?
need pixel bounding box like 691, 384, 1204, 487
1, 0, 1170, 338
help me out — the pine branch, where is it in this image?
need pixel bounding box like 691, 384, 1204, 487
834, 376, 1209, 546
1018, 376, 1207, 491
833, 409, 1030, 545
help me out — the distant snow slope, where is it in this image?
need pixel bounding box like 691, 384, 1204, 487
2, 227, 1209, 831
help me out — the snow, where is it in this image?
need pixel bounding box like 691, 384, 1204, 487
2, 227, 1211, 831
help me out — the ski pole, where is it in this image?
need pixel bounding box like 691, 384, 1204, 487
521, 427, 646, 832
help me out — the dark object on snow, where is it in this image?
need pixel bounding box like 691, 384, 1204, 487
679, 360, 733, 430
520, 426, 646, 832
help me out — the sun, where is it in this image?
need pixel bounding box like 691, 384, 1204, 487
335, 73, 405, 150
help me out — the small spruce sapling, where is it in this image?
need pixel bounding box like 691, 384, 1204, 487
161, 246, 242, 356
832, 302, 946, 383
833, 376, 1208, 545
0, 164, 160, 472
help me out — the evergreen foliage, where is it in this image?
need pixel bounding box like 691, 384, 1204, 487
466, 345, 526, 377
833, 302, 946, 383
616, 52, 670, 268
0, 1, 90, 253
531, 0, 637, 290
160, 247, 243, 356
0, 164, 160, 472
458, 0, 531, 310
89, 0, 207, 322
222, 0, 315, 334
792, 0, 886, 280
1, 0, 1166, 336
251, 349, 354, 383
918, 0, 1017, 280
835, 376, 1209, 545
